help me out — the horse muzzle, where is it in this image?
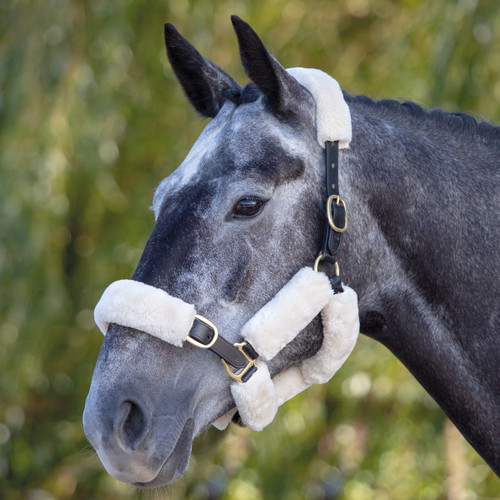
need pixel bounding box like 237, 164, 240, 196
81, 322, 223, 487
83, 381, 196, 486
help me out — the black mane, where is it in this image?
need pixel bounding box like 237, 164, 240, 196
226, 84, 500, 146
344, 91, 500, 144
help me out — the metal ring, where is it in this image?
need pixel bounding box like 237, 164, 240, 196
313, 253, 340, 276
333, 261, 340, 277
313, 253, 324, 272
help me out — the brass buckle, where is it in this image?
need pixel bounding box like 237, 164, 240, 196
313, 253, 340, 276
221, 342, 257, 383
327, 195, 348, 233
186, 315, 219, 349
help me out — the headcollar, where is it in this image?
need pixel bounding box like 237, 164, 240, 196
93, 68, 359, 431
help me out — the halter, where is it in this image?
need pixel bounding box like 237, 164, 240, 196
93, 68, 360, 431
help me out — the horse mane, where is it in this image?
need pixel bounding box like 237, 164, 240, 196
344, 92, 500, 144
224, 83, 500, 146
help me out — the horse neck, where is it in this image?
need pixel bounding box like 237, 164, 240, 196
338, 97, 500, 473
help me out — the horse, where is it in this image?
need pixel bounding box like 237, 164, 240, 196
83, 16, 500, 487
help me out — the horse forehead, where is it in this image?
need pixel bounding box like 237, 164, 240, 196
153, 102, 310, 212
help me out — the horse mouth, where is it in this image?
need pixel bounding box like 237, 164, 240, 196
133, 418, 195, 488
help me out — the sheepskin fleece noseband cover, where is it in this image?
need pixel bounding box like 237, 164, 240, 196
94, 268, 359, 431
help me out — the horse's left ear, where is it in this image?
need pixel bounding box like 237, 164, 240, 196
164, 23, 241, 118
231, 16, 308, 116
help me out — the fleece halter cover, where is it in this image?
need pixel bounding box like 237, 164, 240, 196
93, 68, 359, 431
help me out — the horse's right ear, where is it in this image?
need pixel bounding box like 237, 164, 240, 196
164, 23, 241, 118
231, 16, 307, 117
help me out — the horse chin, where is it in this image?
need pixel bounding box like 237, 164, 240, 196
133, 418, 195, 488
95, 417, 195, 488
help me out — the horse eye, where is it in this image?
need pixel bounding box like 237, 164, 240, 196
234, 198, 264, 218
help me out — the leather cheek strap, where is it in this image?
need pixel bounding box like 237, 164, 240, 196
189, 319, 256, 370
321, 141, 345, 294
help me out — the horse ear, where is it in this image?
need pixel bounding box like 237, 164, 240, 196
231, 16, 306, 115
164, 23, 241, 118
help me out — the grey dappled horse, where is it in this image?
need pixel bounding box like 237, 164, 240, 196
83, 17, 500, 486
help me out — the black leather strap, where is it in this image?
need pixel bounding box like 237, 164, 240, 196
189, 318, 258, 370
232, 411, 245, 426
321, 141, 345, 294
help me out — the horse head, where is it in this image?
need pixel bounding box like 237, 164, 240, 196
83, 17, 343, 487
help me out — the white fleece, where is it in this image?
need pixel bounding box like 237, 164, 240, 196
273, 365, 311, 406
212, 408, 237, 431
230, 361, 277, 431
231, 284, 359, 430
94, 279, 196, 347
302, 285, 359, 384
286, 67, 351, 149
242, 268, 333, 360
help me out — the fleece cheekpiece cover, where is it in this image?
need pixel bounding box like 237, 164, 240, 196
242, 268, 332, 361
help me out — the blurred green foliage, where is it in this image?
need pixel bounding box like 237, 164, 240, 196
1, 0, 499, 499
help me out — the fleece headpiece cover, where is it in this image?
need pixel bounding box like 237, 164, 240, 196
287, 67, 351, 149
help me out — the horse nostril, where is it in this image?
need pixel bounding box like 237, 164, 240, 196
117, 400, 148, 451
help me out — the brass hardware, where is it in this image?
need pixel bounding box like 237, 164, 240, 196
221, 342, 258, 383
186, 315, 219, 349
327, 195, 348, 233
313, 253, 340, 276
313, 253, 323, 272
